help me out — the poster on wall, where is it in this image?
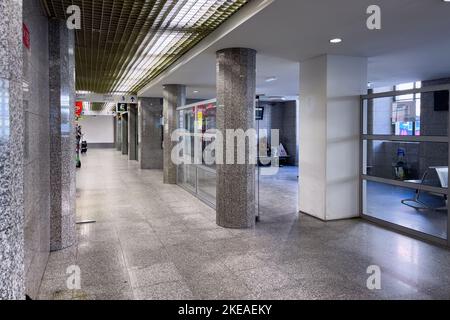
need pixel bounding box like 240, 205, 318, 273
392, 100, 416, 123
197, 109, 203, 129
75, 101, 83, 118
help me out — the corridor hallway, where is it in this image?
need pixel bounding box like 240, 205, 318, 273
38, 149, 450, 300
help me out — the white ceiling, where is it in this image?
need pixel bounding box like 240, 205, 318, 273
140, 0, 450, 99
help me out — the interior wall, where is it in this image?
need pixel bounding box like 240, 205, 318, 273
299, 55, 367, 221
258, 101, 298, 165
276, 101, 297, 166
22, 0, 51, 299
326, 55, 367, 220
78, 115, 115, 146
299, 55, 328, 219
419, 78, 449, 182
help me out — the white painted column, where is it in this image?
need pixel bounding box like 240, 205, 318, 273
299, 55, 367, 221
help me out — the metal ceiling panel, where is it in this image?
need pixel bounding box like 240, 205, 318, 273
41, 0, 249, 98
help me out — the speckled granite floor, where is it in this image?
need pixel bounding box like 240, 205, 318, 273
38, 149, 450, 300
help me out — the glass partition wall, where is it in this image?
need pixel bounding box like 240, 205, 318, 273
177, 100, 217, 206
176, 99, 260, 216
361, 84, 450, 245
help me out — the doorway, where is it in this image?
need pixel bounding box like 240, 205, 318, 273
256, 97, 300, 222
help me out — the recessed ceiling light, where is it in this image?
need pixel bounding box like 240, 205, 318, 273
330, 38, 342, 44
193, 90, 199, 94
265, 76, 278, 83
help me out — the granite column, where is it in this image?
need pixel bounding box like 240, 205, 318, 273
216, 48, 257, 229
163, 85, 186, 184
48, 20, 76, 251
0, 0, 25, 300
139, 98, 163, 169
121, 112, 128, 155
116, 116, 122, 151
128, 104, 138, 161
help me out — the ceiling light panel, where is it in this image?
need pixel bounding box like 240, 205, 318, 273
41, 0, 249, 96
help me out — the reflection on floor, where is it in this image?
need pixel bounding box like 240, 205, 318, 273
366, 181, 448, 239
38, 150, 450, 300
258, 166, 298, 222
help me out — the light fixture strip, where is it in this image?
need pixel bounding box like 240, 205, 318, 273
115, 0, 237, 93
118, 1, 203, 91
111, 0, 181, 92
115, 0, 202, 92
61, 0, 249, 94
109, 0, 177, 93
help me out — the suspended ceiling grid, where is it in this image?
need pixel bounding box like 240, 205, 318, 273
41, 0, 249, 105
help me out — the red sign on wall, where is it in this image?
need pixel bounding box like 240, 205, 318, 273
75, 101, 83, 117
23, 23, 30, 50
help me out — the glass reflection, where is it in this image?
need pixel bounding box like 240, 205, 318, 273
364, 180, 448, 239
364, 140, 448, 188
0, 79, 10, 140
364, 90, 448, 137
61, 94, 71, 136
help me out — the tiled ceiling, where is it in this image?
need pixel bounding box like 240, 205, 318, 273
41, 0, 249, 97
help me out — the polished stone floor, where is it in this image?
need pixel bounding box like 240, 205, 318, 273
258, 165, 298, 221
38, 149, 450, 300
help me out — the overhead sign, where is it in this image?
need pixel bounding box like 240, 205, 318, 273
82, 110, 116, 116
117, 103, 129, 113
76, 93, 138, 104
